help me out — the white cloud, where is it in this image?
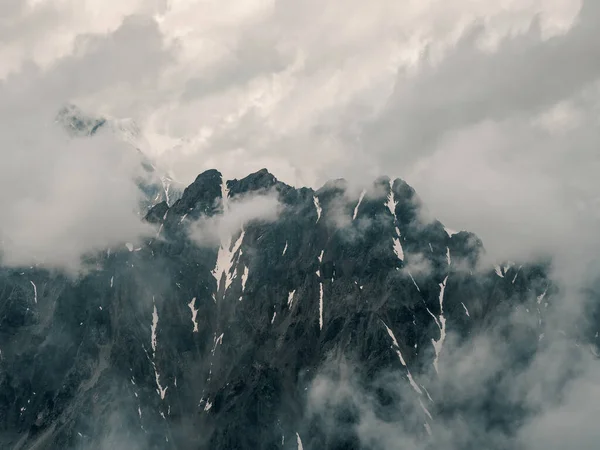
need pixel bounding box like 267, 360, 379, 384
0, 0, 595, 281
0, 123, 155, 272
0, 0, 595, 292
187, 191, 281, 246
306, 300, 600, 450
0, 0, 162, 78
402, 253, 433, 277
0, 14, 172, 271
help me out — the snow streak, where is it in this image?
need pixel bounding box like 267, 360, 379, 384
353, 189, 366, 220
381, 320, 422, 394
213, 230, 245, 298
29, 281, 37, 304
296, 432, 304, 450
386, 180, 404, 261
431, 276, 448, 374
188, 297, 199, 332
313, 196, 322, 223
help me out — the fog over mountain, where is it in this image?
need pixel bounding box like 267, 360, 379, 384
1, 1, 599, 449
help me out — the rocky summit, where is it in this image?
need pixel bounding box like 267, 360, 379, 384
0, 168, 554, 449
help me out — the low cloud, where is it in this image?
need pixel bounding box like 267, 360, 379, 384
402, 253, 433, 277
187, 191, 282, 246
407, 113, 600, 268
306, 295, 600, 449
518, 360, 600, 450
0, 123, 155, 272
0, 15, 172, 272
3, 1, 597, 275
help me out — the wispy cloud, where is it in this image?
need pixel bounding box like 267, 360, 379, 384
2, 0, 596, 269
0, 15, 172, 271
306, 291, 600, 450
187, 190, 282, 246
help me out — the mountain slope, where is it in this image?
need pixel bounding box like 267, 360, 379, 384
0, 169, 554, 450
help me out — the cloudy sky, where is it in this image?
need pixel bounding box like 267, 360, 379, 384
1, 0, 599, 270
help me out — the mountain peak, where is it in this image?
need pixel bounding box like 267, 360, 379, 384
317, 178, 348, 195
228, 168, 280, 196
174, 169, 223, 215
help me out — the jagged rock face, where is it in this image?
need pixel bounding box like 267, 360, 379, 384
0, 169, 553, 450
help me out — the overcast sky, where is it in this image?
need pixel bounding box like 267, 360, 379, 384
1, 0, 598, 271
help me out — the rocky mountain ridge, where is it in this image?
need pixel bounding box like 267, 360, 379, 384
0, 168, 555, 450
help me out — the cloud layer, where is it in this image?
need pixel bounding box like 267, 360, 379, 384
0, 15, 171, 270
305, 300, 600, 450
3, 1, 597, 267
